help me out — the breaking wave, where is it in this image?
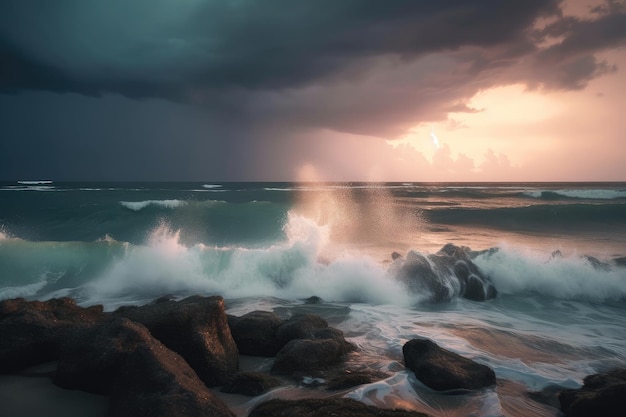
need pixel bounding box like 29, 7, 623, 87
120, 199, 187, 211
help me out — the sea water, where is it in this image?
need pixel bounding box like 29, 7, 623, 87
1, 181, 626, 416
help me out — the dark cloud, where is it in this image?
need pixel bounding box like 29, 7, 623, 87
1, 0, 626, 181
1, 0, 560, 97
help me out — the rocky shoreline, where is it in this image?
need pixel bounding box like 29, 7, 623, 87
1, 295, 624, 416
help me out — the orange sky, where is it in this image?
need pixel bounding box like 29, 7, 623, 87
385, 52, 626, 181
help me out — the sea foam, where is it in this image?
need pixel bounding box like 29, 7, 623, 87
85, 212, 413, 308
474, 247, 626, 302
120, 199, 186, 211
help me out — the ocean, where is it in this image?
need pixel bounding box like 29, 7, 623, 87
1, 181, 626, 416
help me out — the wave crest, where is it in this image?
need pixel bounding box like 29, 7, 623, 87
474, 247, 626, 302
120, 199, 186, 211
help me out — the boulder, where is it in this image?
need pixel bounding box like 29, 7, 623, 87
583, 255, 612, 271
272, 338, 350, 373
391, 244, 496, 302
613, 257, 626, 267
228, 311, 284, 357
559, 368, 626, 417
248, 398, 429, 417
221, 372, 282, 396
55, 318, 234, 417
304, 296, 323, 304
275, 314, 329, 344
326, 372, 379, 390
403, 338, 496, 391
0, 297, 104, 372
271, 316, 355, 374
114, 295, 238, 387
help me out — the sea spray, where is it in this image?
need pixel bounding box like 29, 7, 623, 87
474, 246, 626, 302
84, 212, 413, 307
291, 184, 424, 253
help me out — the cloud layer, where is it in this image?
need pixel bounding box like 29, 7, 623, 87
1, 0, 625, 180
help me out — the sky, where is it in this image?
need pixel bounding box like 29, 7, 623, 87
1, 0, 625, 182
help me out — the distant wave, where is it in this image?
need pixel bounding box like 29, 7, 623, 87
120, 200, 186, 211
17, 180, 53, 185
524, 189, 626, 200
202, 184, 222, 189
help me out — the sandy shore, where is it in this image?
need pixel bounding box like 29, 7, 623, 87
0, 363, 108, 417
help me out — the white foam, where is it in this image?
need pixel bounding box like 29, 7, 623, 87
474, 247, 626, 302
86, 212, 413, 307
17, 180, 53, 185
345, 371, 503, 416
202, 184, 222, 189
0, 281, 47, 300
120, 199, 186, 211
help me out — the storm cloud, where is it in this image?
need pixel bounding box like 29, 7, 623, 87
1, 0, 625, 180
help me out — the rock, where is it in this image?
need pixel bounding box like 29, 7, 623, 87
326, 372, 378, 390
613, 257, 626, 267
272, 317, 355, 374
221, 372, 282, 396
248, 398, 429, 417
228, 311, 284, 357
391, 244, 497, 302
304, 296, 323, 304
275, 314, 329, 344
0, 297, 104, 372
559, 368, 626, 417
391, 251, 403, 261
403, 338, 496, 391
272, 338, 349, 373
583, 255, 612, 271
114, 295, 238, 387
55, 318, 234, 417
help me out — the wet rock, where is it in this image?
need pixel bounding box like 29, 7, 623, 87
391, 244, 496, 302
114, 295, 238, 387
559, 368, 626, 417
613, 257, 626, 267
391, 251, 403, 261
228, 311, 283, 357
275, 314, 329, 344
583, 255, 612, 271
272, 338, 351, 373
248, 398, 429, 417
551, 250, 563, 258
55, 318, 234, 417
403, 338, 496, 391
221, 372, 282, 396
304, 295, 323, 304
272, 316, 355, 374
0, 297, 104, 372
326, 372, 379, 390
